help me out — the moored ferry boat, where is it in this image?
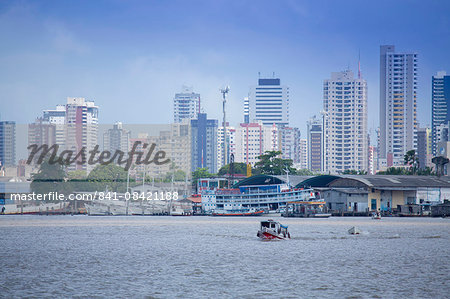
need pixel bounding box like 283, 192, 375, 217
199, 175, 318, 215
211, 208, 264, 216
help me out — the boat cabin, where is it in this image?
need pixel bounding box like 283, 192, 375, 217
260, 219, 289, 236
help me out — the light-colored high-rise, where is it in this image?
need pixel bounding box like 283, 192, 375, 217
43, 104, 66, 148
323, 70, 368, 173
28, 118, 56, 163
65, 97, 98, 172
217, 125, 235, 169
248, 77, 289, 126
279, 126, 300, 163
173, 86, 200, 123
298, 138, 308, 170
243, 97, 249, 123
379, 45, 418, 167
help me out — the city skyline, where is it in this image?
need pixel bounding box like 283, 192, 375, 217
1, 1, 450, 137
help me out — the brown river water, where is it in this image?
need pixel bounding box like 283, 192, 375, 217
0, 216, 449, 298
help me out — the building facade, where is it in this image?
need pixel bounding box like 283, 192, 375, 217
368, 146, 377, 174
234, 122, 279, 165
0, 121, 16, 167
65, 97, 99, 172
243, 96, 250, 124
248, 77, 289, 126
307, 115, 324, 172
43, 104, 66, 148
417, 127, 431, 169
28, 118, 56, 164
279, 126, 300, 163
173, 86, 200, 123
431, 71, 450, 156
323, 70, 368, 173
379, 45, 418, 167
103, 122, 130, 154
149, 122, 191, 179
217, 125, 236, 169
191, 113, 218, 174
298, 138, 308, 170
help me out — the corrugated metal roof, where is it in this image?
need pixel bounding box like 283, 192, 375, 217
296, 175, 450, 189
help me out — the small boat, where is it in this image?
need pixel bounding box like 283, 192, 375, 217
348, 226, 361, 235
372, 212, 382, 220
257, 219, 291, 240
212, 209, 264, 216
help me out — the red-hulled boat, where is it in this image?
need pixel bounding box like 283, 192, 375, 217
257, 219, 290, 240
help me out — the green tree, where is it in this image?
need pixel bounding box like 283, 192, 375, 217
87, 164, 129, 192
377, 167, 407, 175
218, 163, 248, 176
192, 167, 214, 180
163, 169, 186, 182
404, 149, 419, 174
417, 166, 435, 176
30, 160, 71, 196
254, 151, 296, 175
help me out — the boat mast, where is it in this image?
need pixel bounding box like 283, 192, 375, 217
126, 169, 130, 215
284, 167, 290, 188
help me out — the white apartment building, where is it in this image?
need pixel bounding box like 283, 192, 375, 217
248, 77, 289, 126
65, 97, 99, 172
323, 70, 368, 173
298, 138, 308, 170
43, 104, 66, 148
279, 126, 300, 163
173, 86, 200, 123
217, 126, 236, 169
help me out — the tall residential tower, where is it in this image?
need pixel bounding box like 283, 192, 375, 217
0, 121, 16, 167
323, 70, 368, 173
431, 71, 450, 155
379, 45, 418, 167
248, 77, 289, 126
173, 86, 200, 123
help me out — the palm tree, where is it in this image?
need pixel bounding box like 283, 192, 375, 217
404, 150, 419, 174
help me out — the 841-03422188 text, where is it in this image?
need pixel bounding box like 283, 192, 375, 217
95, 191, 179, 201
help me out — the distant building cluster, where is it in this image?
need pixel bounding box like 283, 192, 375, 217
1, 44, 450, 178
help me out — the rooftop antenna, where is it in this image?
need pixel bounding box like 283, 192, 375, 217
358, 50, 362, 79
221, 86, 230, 168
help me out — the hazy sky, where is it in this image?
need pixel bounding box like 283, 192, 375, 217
1, 0, 449, 140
